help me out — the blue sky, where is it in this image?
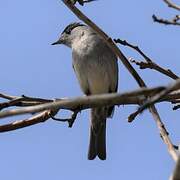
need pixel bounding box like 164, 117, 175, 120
0, 0, 179, 179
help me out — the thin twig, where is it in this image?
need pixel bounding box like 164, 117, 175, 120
152, 14, 180, 26
0, 97, 26, 111
139, 79, 180, 113
163, 0, 180, 11
114, 39, 152, 63
172, 15, 180, 22
0, 93, 53, 108
163, 93, 180, 103
173, 104, 180, 110
149, 106, 178, 161
130, 58, 179, 80
21, 95, 53, 103
0, 93, 19, 100
129, 80, 180, 122
70, 0, 97, 6
0, 109, 58, 133
114, 38, 179, 80
50, 109, 79, 127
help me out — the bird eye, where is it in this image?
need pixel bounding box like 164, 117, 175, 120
65, 29, 71, 34
61, 28, 71, 35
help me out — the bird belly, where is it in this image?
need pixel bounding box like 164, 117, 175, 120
87, 69, 109, 94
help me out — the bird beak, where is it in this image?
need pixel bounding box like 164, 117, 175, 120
51, 39, 62, 45
51, 35, 65, 45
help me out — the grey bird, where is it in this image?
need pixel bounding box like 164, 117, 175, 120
52, 22, 118, 160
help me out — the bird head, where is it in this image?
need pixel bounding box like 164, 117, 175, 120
52, 22, 86, 48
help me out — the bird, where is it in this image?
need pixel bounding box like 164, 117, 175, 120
52, 22, 118, 160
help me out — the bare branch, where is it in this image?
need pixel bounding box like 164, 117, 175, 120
130, 58, 179, 80
0, 88, 179, 122
114, 39, 152, 63
152, 14, 180, 26
127, 90, 178, 160
149, 106, 178, 161
50, 109, 79, 127
69, 0, 97, 6
0, 93, 53, 108
83, 0, 97, 4
173, 15, 180, 22
129, 80, 180, 122
0, 87, 173, 133
173, 104, 180, 110
170, 156, 180, 180
163, 0, 180, 11
153, 1, 180, 26
0, 109, 58, 133
139, 79, 180, 113
164, 92, 180, 103
128, 110, 140, 122
0, 87, 166, 119
0, 93, 19, 100
114, 38, 179, 80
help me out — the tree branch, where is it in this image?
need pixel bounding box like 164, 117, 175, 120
163, 0, 180, 11
138, 79, 180, 112
114, 39, 152, 63
0, 93, 53, 108
170, 156, 180, 180
69, 0, 97, 6
152, 14, 180, 26
0, 87, 170, 132
152, 1, 180, 26
130, 58, 179, 80
114, 38, 179, 80
0, 87, 167, 119
128, 79, 180, 123
149, 105, 178, 162
0, 109, 58, 133
50, 109, 79, 127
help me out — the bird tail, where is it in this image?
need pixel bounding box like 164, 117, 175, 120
88, 107, 107, 160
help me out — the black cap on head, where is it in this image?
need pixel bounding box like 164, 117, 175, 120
61, 22, 85, 34
51, 22, 86, 46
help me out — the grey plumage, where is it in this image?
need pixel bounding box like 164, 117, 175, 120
52, 22, 118, 160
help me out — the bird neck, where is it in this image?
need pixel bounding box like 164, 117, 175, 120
72, 33, 97, 54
